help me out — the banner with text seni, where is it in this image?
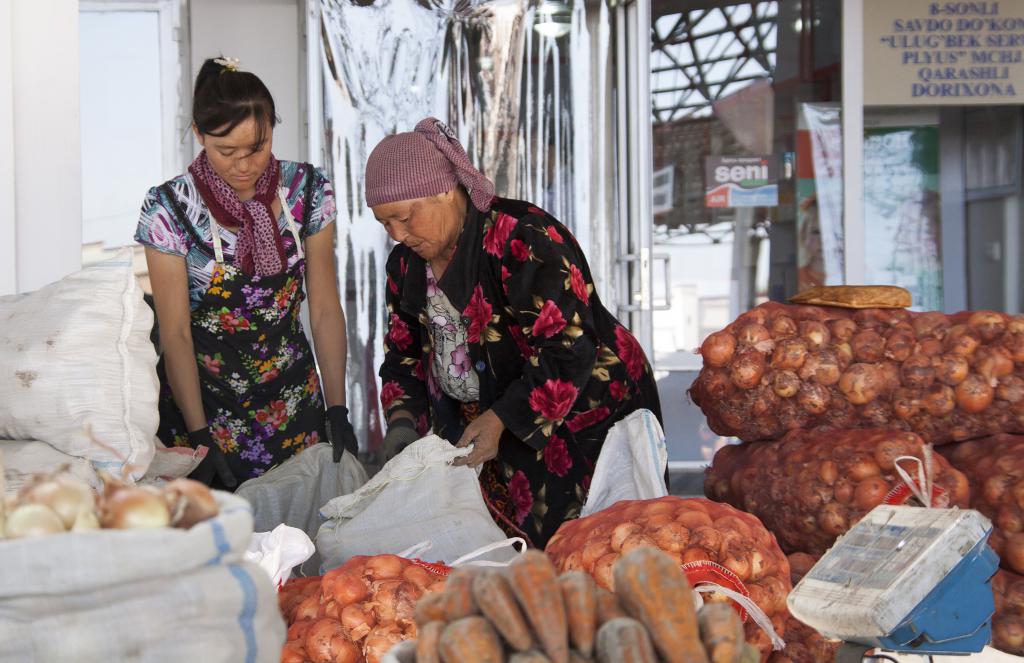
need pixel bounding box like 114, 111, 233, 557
704, 156, 779, 208
864, 0, 1024, 105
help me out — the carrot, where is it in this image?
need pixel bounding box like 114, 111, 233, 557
442, 567, 480, 621
509, 550, 570, 663
595, 588, 627, 624
473, 569, 535, 651
438, 616, 505, 663
416, 620, 445, 663
595, 617, 659, 663
698, 602, 745, 663
559, 571, 597, 657
613, 547, 709, 663
415, 591, 448, 626
510, 652, 553, 663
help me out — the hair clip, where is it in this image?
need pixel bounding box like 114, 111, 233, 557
214, 57, 241, 72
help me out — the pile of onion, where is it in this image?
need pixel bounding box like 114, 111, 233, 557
690, 303, 1024, 445
1, 467, 219, 541
278, 554, 448, 663
992, 569, 1024, 656
941, 435, 1024, 576
706, 428, 971, 556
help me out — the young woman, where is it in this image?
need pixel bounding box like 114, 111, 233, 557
136, 57, 356, 487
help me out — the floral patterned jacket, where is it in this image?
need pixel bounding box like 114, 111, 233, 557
380, 197, 661, 460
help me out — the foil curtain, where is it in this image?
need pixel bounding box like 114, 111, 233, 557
318, 0, 613, 452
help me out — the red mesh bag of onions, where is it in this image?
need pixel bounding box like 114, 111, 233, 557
277, 554, 449, 663
689, 303, 1024, 445
941, 435, 1024, 577
705, 428, 971, 556
992, 569, 1024, 656
545, 496, 791, 659
768, 612, 841, 663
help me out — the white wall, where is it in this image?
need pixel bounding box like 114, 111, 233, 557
0, 1, 16, 295
1, 0, 82, 294
189, 0, 304, 162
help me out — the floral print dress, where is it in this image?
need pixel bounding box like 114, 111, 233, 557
136, 163, 331, 482
380, 198, 662, 547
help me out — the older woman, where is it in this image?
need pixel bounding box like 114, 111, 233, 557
369, 118, 662, 547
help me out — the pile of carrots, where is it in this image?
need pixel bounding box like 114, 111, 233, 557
404, 548, 760, 663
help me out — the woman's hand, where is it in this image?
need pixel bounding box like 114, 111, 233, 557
452, 409, 505, 467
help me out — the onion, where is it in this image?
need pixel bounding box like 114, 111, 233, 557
851, 330, 885, 362
610, 522, 641, 552
737, 323, 773, 353
581, 538, 612, 567
730, 350, 766, 390
997, 505, 1024, 535
968, 311, 1007, 342
698, 368, 734, 400
798, 383, 830, 414
770, 315, 798, 338
922, 384, 957, 416
975, 345, 1015, 381
900, 354, 935, 389
818, 460, 839, 485
364, 554, 405, 580
23, 476, 96, 528
800, 321, 831, 348
593, 553, 619, 590
162, 478, 219, 529
839, 364, 881, 405
873, 436, 914, 471
848, 456, 882, 481
955, 373, 995, 413
994, 615, 1024, 653
4, 503, 66, 538
998, 376, 1024, 405
885, 330, 915, 362
619, 533, 657, 556
834, 342, 854, 368
306, 619, 360, 663
650, 522, 690, 552
1005, 533, 1024, 574
918, 337, 944, 356
892, 388, 921, 420
984, 474, 1015, 504
323, 571, 369, 606
364, 626, 404, 663
771, 338, 808, 370
690, 526, 724, 553
71, 508, 101, 532
772, 370, 800, 398
830, 318, 858, 342
682, 547, 711, 564
946, 326, 980, 356
100, 486, 170, 529
833, 479, 854, 505
799, 350, 841, 386
818, 503, 848, 536
676, 510, 713, 529
937, 354, 970, 386
1003, 332, 1024, 362
401, 564, 435, 590
854, 476, 890, 510
912, 311, 950, 339
701, 331, 737, 367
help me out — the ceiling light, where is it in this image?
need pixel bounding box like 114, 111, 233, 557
534, 0, 572, 39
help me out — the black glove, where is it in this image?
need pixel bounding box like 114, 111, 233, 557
326, 405, 359, 463
187, 427, 238, 489
381, 418, 420, 463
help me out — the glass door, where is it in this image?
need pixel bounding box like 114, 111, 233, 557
615, 0, 843, 478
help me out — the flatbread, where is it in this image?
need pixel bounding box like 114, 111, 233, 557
789, 285, 912, 309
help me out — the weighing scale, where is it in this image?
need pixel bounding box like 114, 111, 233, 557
788, 505, 999, 661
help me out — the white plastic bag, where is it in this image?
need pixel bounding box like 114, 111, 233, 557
246, 524, 316, 589
316, 435, 514, 572
0, 491, 285, 663
581, 408, 668, 517
0, 249, 158, 479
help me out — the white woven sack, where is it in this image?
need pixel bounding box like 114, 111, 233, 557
0, 249, 158, 478
237, 443, 367, 574
1, 440, 100, 495
580, 408, 668, 517
0, 492, 285, 663
316, 435, 513, 572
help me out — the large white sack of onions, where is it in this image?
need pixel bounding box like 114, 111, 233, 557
317, 436, 513, 572
689, 302, 1024, 445
705, 428, 971, 556
941, 435, 1024, 577
545, 495, 791, 659
0, 489, 284, 663
279, 553, 449, 663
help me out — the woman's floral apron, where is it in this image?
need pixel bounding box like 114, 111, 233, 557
156, 183, 326, 482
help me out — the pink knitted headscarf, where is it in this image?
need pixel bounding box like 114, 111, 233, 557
365, 117, 495, 212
